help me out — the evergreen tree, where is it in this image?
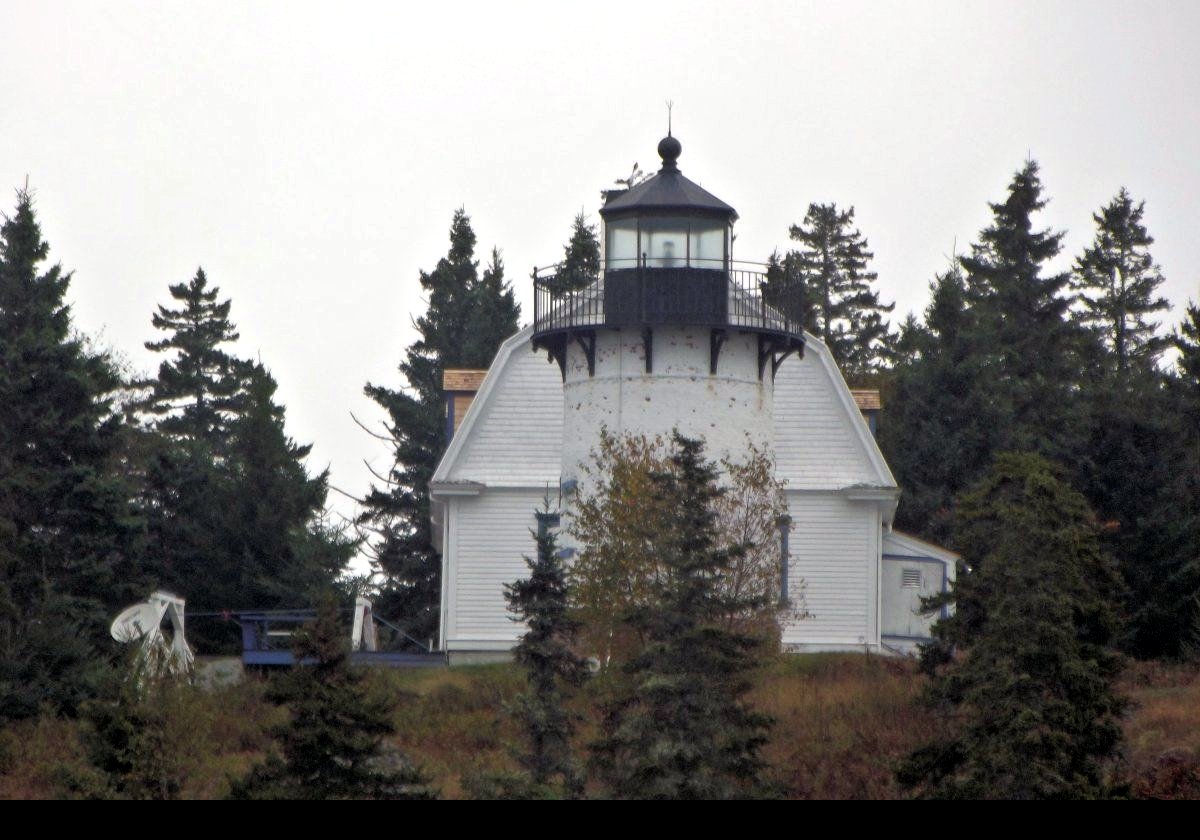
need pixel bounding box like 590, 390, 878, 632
360, 209, 519, 641
591, 433, 771, 800
787, 202, 894, 379
549, 211, 601, 295
958, 160, 1083, 459
901, 453, 1125, 799
880, 267, 1004, 544
139, 273, 346, 650
142, 268, 246, 446
1177, 301, 1200, 390
0, 190, 144, 720
1071, 189, 1171, 373
223, 364, 353, 609
503, 509, 589, 797
231, 597, 434, 800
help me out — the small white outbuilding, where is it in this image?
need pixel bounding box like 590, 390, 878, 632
429, 133, 955, 662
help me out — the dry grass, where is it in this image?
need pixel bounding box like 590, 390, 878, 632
5, 654, 1200, 798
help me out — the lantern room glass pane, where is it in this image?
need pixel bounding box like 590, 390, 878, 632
689, 224, 727, 269
605, 219, 638, 270
641, 218, 689, 268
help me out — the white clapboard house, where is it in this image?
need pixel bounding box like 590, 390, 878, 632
430, 134, 955, 662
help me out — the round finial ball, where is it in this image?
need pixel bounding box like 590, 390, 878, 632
658, 134, 682, 165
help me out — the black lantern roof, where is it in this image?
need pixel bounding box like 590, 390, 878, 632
599, 135, 738, 222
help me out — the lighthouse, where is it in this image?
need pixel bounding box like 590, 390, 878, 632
432, 132, 948, 661
531, 134, 806, 483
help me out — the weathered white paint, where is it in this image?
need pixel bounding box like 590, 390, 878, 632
561, 327, 773, 484
440, 328, 563, 487
773, 337, 895, 491
441, 488, 548, 651
781, 492, 882, 651
431, 324, 920, 657
880, 530, 958, 654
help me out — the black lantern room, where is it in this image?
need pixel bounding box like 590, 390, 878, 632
532, 134, 804, 379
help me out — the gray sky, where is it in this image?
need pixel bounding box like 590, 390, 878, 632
3, 1, 1198, 564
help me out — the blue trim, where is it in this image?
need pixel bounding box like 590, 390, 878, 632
882, 554, 949, 565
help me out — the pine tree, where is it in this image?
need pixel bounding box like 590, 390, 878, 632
231, 597, 435, 800
787, 202, 894, 380
591, 433, 771, 800
0, 190, 144, 720
503, 509, 589, 797
1071, 189, 1170, 374
958, 160, 1083, 458
360, 209, 519, 641
549, 211, 601, 295
900, 453, 1125, 799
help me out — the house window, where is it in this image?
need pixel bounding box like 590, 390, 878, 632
902, 568, 923, 588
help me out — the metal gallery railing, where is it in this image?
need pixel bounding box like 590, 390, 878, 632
532, 259, 806, 340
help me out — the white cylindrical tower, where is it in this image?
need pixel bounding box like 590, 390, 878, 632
531, 134, 805, 486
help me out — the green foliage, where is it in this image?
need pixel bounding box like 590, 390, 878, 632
958, 160, 1084, 460
548, 211, 601, 295
360, 208, 519, 640
785, 202, 895, 379
1071, 188, 1171, 373
142, 268, 245, 445
901, 453, 1126, 799
590, 433, 772, 799
569, 431, 792, 669
498, 508, 589, 797
880, 266, 1004, 544
77, 655, 207, 799
0, 190, 145, 720
138, 272, 349, 651
232, 598, 435, 799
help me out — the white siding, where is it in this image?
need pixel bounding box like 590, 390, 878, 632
445, 489, 547, 648
782, 492, 880, 647
449, 340, 563, 486
773, 349, 879, 490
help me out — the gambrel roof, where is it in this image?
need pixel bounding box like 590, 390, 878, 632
431, 326, 896, 497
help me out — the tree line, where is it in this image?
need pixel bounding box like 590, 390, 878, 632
1, 151, 1197, 797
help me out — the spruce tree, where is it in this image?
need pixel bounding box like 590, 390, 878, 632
550, 211, 601, 295
142, 268, 246, 446
360, 209, 519, 641
231, 597, 435, 800
223, 364, 353, 609
503, 509, 589, 797
958, 160, 1082, 459
786, 202, 894, 380
1071, 189, 1170, 374
879, 267, 1004, 544
1177, 301, 1200, 390
900, 453, 1125, 799
0, 190, 144, 720
591, 433, 771, 800
140, 273, 345, 650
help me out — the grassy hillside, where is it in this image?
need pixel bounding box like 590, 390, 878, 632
3, 654, 1199, 798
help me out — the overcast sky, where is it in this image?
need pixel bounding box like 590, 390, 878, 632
3, 1, 1198, 563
